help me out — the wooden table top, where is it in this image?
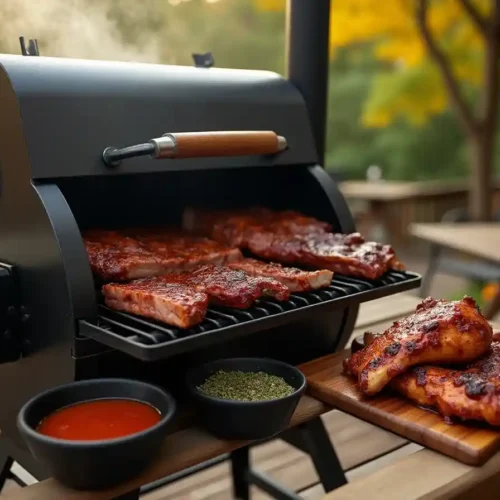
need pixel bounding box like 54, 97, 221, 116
5, 294, 418, 500
8, 396, 329, 500
410, 223, 500, 264
338, 180, 496, 202
11, 294, 500, 500
325, 448, 500, 500
322, 298, 500, 500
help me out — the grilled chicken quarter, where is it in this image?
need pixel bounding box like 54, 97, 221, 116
344, 296, 493, 396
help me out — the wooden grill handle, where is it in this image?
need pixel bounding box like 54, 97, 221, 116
151, 131, 287, 159
102, 131, 287, 167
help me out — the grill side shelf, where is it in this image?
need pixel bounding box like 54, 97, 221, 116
78, 271, 421, 361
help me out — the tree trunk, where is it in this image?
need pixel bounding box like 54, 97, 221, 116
468, 131, 495, 221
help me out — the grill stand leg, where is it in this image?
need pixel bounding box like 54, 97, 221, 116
0, 447, 13, 492
230, 446, 250, 500
281, 417, 347, 492
228, 417, 346, 500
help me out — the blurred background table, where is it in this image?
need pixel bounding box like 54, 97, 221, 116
411, 223, 500, 319
339, 180, 500, 249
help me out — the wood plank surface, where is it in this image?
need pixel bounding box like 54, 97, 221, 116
299, 352, 500, 466
324, 448, 471, 500
7, 396, 329, 500
121, 294, 420, 500
410, 223, 500, 263
324, 448, 500, 500
5, 294, 421, 500
148, 410, 407, 500
302, 442, 423, 498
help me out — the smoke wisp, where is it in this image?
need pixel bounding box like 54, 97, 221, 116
0, 0, 161, 62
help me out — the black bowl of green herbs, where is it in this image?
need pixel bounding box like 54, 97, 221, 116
186, 357, 306, 440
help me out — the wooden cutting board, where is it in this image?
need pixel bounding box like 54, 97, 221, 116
298, 352, 500, 466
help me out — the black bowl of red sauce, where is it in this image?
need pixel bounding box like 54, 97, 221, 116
17, 378, 176, 490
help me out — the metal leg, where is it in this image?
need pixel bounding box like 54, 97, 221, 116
420, 244, 442, 297
0, 451, 13, 492
3, 440, 49, 483
282, 417, 347, 492
8, 470, 27, 488
230, 446, 250, 500
140, 454, 229, 494
113, 489, 140, 500
304, 418, 347, 492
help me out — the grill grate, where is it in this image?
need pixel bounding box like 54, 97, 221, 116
78, 270, 421, 361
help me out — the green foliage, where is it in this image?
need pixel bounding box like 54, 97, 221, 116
363, 63, 447, 127
326, 47, 466, 181
369, 113, 469, 180
0, 0, 493, 183
447, 280, 486, 308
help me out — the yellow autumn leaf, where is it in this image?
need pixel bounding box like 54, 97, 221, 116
255, 0, 285, 11
255, 0, 488, 127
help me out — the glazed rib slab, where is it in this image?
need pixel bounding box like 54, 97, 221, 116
183, 207, 404, 280
102, 263, 291, 328
102, 278, 209, 328
227, 258, 333, 292
84, 229, 242, 281
156, 264, 290, 309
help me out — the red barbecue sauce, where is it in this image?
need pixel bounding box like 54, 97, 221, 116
37, 399, 161, 441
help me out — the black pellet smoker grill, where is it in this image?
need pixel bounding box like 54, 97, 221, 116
0, 2, 420, 492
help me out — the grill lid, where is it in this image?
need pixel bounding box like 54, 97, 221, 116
0, 54, 318, 179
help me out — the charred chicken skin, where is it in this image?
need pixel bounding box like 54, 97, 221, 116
393, 337, 500, 426
344, 296, 493, 396
362, 331, 500, 426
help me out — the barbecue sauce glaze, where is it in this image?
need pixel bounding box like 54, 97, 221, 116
37, 399, 161, 440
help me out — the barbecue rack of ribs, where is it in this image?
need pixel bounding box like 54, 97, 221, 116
246, 231, 402, 280
125, 227, 242, 266
83, 228, 242, 281
343, 296, 493, 396
84, 231, 168, 282
227, 258, 333, 292
362, 330, 500, 426
183, 207, 332, 245
182, 207, 404, 280
102, 263, 290, 327
158, 264, 290, 309
102, 278, 209, 329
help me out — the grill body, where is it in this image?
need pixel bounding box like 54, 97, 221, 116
0, 55, 420, 473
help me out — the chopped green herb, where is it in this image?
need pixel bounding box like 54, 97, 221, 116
197, 370, 295, 402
